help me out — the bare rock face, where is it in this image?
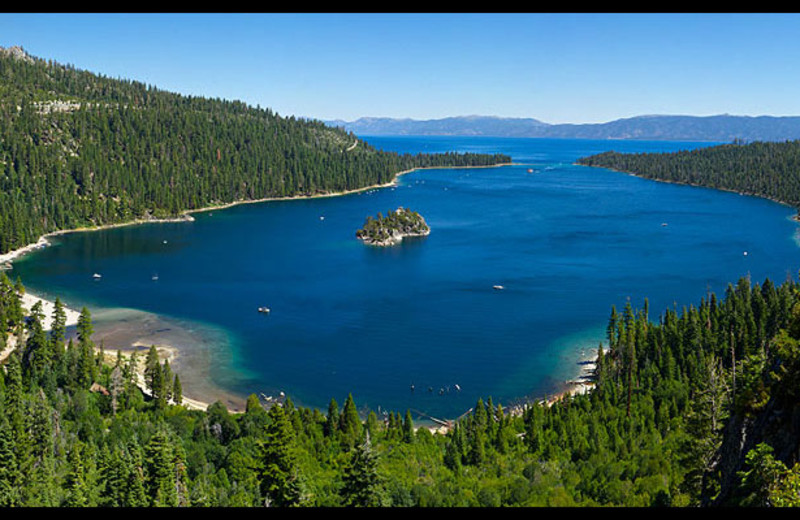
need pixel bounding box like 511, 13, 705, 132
712, 392, 800, 505
0, 45, 34, 63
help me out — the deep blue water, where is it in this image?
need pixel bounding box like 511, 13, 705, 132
11, 136, 800, 419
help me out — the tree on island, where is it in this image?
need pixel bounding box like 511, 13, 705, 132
355, 207, 430, 246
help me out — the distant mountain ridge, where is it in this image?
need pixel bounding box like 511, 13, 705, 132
325, 115, 549, 138
325, 114, 800, 143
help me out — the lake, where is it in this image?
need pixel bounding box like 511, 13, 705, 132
11, 136, 800, 420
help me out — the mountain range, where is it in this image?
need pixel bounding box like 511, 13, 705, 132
324, 114, 800, 143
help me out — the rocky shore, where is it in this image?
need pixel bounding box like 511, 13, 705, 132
356, 207, 431, 246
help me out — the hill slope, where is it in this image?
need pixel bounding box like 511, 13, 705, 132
0, 46, 509, 254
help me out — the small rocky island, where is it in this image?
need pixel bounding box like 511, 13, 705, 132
356, 207, 430, 246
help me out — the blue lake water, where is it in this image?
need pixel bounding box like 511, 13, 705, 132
11, 136, 800, 419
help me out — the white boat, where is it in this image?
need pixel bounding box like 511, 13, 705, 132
493, 285, 505, 290
258, 307, 271, 314
92, 273, 102, 279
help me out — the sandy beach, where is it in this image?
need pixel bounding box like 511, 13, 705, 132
99, 339, 229, 413
0, 236, 51, 265
88, 307, 248, 413
5, 285, 600, 425
22, 291, 82, 330
0, 290, 82, 363
0, 290, 234, 413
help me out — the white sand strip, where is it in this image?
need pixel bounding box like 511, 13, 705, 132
20, 291, 82, 330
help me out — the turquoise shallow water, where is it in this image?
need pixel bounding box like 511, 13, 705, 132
11, 136, 800, 419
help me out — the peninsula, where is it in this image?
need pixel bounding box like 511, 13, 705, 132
356, 207, 430, 246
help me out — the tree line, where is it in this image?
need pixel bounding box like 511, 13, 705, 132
4, 267, 800, 506
6, 47, 800, 508
0, 49, 509, 254
576, 140, 800, 213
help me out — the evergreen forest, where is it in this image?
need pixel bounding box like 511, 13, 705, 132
4, 266, 800, 506
0, 47, 508, 255
4, 47, 800, 508
577, 140, 800, 214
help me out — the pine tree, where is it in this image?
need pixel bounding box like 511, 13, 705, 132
144, 345, 166, 406
339, 393, 363, 449
259, 404, 303, 507
23, 300, 49, 382
607, 305, 619, 351
49, 297, 67, 361
623, 300, 636, 418
325, 398, 339, 437
0, 415, 20, 506
4, 349, 31, 480
494, 403, 509, 454
172, 373, 183, 406
173, 441, 190, 506
144, 429, 178, 507
682, 354, 731, 504
76, 307, 96, 387
161, 358, 173, 403
98, 445, 125, 507
65, 442, 89, 507
123, 350, 140, 409
76, 305, 93, 342
340, 432, 384, 507
467, 426, 486, 466
402, 409, 415, 444
443, 427, 463, 474
123, 443, 149, 507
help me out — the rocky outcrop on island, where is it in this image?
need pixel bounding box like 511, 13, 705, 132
356, 207, 430, 246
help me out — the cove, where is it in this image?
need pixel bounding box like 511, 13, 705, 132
10, 136, 800, 420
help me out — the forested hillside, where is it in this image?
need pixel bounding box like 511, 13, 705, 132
5, 46, 800, 508
3, 267, 800, 506
0, 46, 509, 254
576, 140, 800, 213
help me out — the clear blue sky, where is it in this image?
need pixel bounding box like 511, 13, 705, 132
3, 12, 800, 124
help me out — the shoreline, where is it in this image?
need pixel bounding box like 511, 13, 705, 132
0, 162, 514, 266
0, 293, 222, 413
6, 288, 601, 427
504, 348, 600, 418
0, 162, 512, 416
574, 162, 800, 218
101, 339, 233, 413
0, 290, 83, 363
